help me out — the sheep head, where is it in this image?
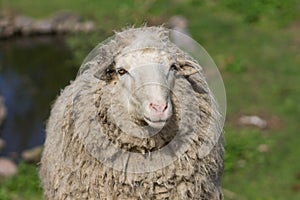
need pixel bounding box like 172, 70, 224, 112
99, 49, 200, 133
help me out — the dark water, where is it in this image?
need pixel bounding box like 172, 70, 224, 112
0, 36, 77, 158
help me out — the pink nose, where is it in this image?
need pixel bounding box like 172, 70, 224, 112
149, 101, 168, 113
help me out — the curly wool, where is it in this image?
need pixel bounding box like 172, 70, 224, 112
40, 26, 224, 200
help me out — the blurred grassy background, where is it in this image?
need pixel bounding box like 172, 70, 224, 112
1, 0, 300, 199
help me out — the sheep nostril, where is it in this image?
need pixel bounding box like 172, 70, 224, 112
149, 102, 168, 113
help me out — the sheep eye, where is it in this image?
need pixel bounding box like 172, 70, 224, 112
116, 68, 127, 75
170, 64, 178, 71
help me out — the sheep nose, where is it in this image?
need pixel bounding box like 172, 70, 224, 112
149, 101, 168, 113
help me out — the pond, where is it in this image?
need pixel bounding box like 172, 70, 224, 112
0, 36, 77, 159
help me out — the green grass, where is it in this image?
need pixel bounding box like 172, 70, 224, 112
1, 0, 300, 199
0, 162, 42, 200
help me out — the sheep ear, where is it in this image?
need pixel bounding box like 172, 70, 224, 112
94, 61, 116, 81
176, 59, 208, 94
176, 59, 201, 77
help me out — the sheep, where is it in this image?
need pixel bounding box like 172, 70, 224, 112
39, 26, 224, 200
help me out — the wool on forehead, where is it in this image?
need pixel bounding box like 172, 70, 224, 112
116, 26, 170, 53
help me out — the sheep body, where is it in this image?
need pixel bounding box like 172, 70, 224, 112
40, 27, 224, 200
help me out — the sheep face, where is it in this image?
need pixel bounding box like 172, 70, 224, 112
113, 49, 176, 130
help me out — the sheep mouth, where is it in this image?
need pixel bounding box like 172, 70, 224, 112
143, 116, 168, 129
